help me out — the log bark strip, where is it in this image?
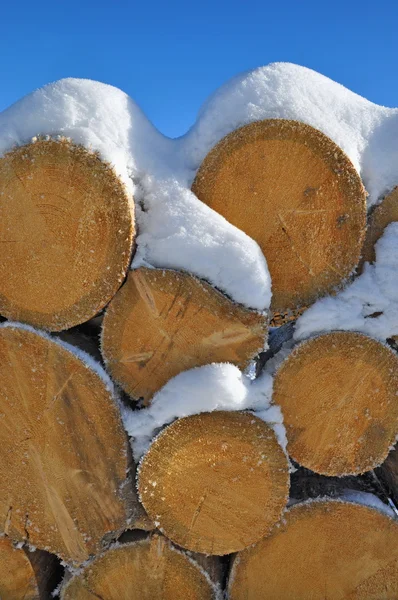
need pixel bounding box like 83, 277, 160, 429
273, 331, 398, 476
228, 500, 398, 599
101, 268, 267, 403
0, 138, 135, 331
375, 445, 398, 508
0, 537, 58, 599
0, 324, 136, 566
192, 119, 366, 315
137, 411, 289, 555
359, 186, 398, 270
61, 534, 219, 600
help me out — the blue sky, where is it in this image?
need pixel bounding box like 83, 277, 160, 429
1, 0, 397, 138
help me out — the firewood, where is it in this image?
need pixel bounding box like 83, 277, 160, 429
101, 268, 267, 403
0, 324, 140, 566
376, 445, 398, 508
0, 138, 135, 331
60, 534, 219, 600
228, 500, 398, 599
0, 537, 59, 599
137, 411, 289, 555
359, 186, 398, 270
273, 331, 398, 476
192, 119, 366, 315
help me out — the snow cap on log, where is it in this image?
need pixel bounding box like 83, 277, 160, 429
192, 119, 367, 315
0, 323, 135, 566
61, 534, 220, 600
228, 500, 398, 599
137, 411, 289, 555
0, 138, 135, 331
101, 267, 267, 403
273, 331, 398, 476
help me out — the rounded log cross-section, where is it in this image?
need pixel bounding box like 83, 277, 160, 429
0, 324, 132, 566
273, 331, 398, 476
61, 535, 218, 600
359, 186, 398, 270
192, 119, 367, 315
101, 268, 267, 403
0, 537, 58, 600
0, 138, 135, 331
137, 411, 289, 555
228, 501, 398, 599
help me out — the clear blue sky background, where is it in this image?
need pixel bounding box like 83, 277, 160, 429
1, 0, 396, 138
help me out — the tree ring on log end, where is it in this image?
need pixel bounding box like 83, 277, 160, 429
61, 534, 217, 600
101, 267, 267, 404
228, 500, 398, 599
0, 138, 135, 331
0, 324, 131, 566
273, 331, 398, 476
137, 411, 289, 555
192, 119, 367, 314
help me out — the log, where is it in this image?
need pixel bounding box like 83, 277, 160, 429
0, 324, 140, 566
228, 500, 398, 599
101, 268, 267, 403
376, 445, 398, 508
137, 411, 289, 555
0, 537, 59, 599
359, 186, 398, 270
273, 331, 398, 476
192, 119, 366, 315
0, 138, 135, 331
60, 534, 219, 599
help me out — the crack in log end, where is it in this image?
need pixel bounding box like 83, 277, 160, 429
4, 505, 12, 535
189, 489, 209, 532
133, 271, 159, 317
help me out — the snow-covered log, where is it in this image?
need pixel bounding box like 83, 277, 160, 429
228, 500, 398, 599
60, 533, 220, 600
101, 267, 267, 403
192, 119, 367, 316
0, 138, 135, 331
359, 186, 398, 271
0, 537, 59, 599
137, 411, 289, 555
0, 323, 145, 566
273, 331, 398, 476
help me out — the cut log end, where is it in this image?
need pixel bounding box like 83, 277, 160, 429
61, 534, 217, 600
0, 325, 132, 566
0, 138, 135, 331
192, 119, 366, 314
359, 186, 398, 270
137, 411, 289, 555
101, 267, 267, 403
0, 537, 59, 600
228, 500, 398, 600
273, 331, 398, 476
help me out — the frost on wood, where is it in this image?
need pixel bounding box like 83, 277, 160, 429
61, 534, 219, 600
228, 500, 398, 599
137, 411, 289, 555
0, 138, 135, 331
273, 331, 398, 476
192, 119, 366, 315
101, 268, 267, 403
0, 324, 134, 566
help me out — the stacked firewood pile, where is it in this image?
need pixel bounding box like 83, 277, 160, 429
0, 118, 398, 600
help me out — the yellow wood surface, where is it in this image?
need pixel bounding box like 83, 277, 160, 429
138, 411, 289, 555
0, 537, 39, 600
0, 139, 135, 331
61, 535, 216, 600
192, 119, 366, 315
0, 325, 130, 566
101, 268, 267, 403
229, 500, 398, 600
273, 331, 398, 475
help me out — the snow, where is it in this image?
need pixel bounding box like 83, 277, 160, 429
121, 363, 286, 460
4, 62, 398, 310
295, 223, 398, 342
